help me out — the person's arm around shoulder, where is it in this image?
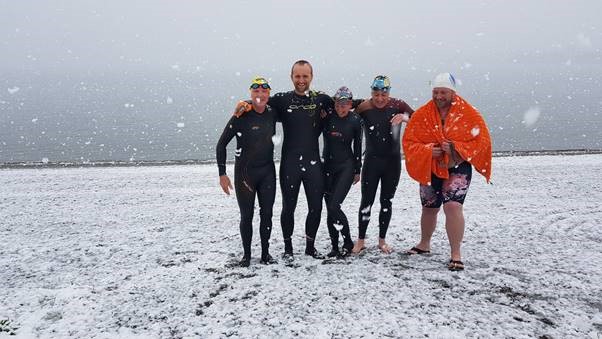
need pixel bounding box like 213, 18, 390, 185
233, 95, 276, 117
390, 99, 413, 125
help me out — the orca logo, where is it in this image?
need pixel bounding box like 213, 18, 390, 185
288, 104, 317, 110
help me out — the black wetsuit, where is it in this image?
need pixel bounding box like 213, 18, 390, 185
356, 98, 414, 239
268, 90, 334, 253
216, 106, 277, 259
322, 112, 363, 251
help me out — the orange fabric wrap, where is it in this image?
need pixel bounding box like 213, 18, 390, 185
402, 95, 492, 185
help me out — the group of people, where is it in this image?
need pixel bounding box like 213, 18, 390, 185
215, 60, 492, 271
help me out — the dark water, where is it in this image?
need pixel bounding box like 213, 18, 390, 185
1, 67, 601, 164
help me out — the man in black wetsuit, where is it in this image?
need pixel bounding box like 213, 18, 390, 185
235, 60, 335, 261
352, 75, 414, 254
216, 77, 278, 267
322, 86, 363, 258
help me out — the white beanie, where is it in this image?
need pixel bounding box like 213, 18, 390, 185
431, 72, 457, 91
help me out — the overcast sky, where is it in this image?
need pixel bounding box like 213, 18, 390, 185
2, 0, 600, 82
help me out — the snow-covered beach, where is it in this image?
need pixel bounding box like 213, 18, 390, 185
1, 154, 601, 338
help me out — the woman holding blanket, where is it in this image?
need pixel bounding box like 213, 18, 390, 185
402, 73, 492, 271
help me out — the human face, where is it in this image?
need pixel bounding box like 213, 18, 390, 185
291, 63, 313, 95
334, 100, 352, 118
250, 87, 270, 112
370, 90, 390, 109
432, 87, 454, 111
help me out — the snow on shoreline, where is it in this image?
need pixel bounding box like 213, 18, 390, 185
1, 154, 601, 338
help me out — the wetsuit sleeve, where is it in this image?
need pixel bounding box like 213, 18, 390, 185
353, 117, 363, 174
318, 94, 335, 130
322, 94, 335, 112
351, 98, 364, 109
399, 101, 415, 117
268, 94, 284, 122
216, 116, 238, 176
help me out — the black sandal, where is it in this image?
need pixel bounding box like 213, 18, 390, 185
406, 246, 430, 255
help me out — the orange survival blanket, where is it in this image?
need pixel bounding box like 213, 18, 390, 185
402, 95, 492, 185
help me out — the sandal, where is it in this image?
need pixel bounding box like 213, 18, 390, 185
406, 246, 430, 255
448, 260, 464, 271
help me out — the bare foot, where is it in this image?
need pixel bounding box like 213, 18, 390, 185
352, 239, 366, 254
378, 239, 393, 254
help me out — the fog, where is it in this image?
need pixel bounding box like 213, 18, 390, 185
1, 0, 601, 162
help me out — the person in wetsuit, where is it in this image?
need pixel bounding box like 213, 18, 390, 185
216, 77, 278, 267
322, 86, 363, 258
235, 60, 335, 261
352, 75, 414, 255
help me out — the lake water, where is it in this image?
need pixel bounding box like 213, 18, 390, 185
1, 67, 600, 164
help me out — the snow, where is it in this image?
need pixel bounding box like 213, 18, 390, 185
271, 134, 282, 146
1, 154, 601, 338
523, 107, 541, 127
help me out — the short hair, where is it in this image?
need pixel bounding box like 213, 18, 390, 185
291, 60, 313, 76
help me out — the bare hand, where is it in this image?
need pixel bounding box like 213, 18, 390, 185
390, 113, 410, 125
219, 175, 233, 195
233, 101, 252, 117
320, 109, 328, 119
353, 174, 360, 185
441, 141, 452, 154
432, 146, 443, 158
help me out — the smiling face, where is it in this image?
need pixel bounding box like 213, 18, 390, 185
432, 87, 455, 111
334, 100, 352, 117
250, 87, 270, 112
291, 63, 313, 95
370, 90, 390, 109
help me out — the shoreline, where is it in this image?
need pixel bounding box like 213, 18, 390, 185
1, 148, 601, 169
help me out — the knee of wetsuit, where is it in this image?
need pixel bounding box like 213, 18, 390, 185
380, 198, 392, 209
326, 200, 341, 214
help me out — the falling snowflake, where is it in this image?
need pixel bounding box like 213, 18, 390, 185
523, 107, 541, 127
471, 127, 480, 137
177, 122, 185, 128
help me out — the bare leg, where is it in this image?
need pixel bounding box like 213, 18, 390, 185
443, 202, 464, 261
409, 207, 439, 253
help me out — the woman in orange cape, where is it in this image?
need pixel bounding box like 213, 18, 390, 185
402, 72, 491, 271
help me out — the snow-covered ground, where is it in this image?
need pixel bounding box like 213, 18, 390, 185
1, 154, 601, 338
